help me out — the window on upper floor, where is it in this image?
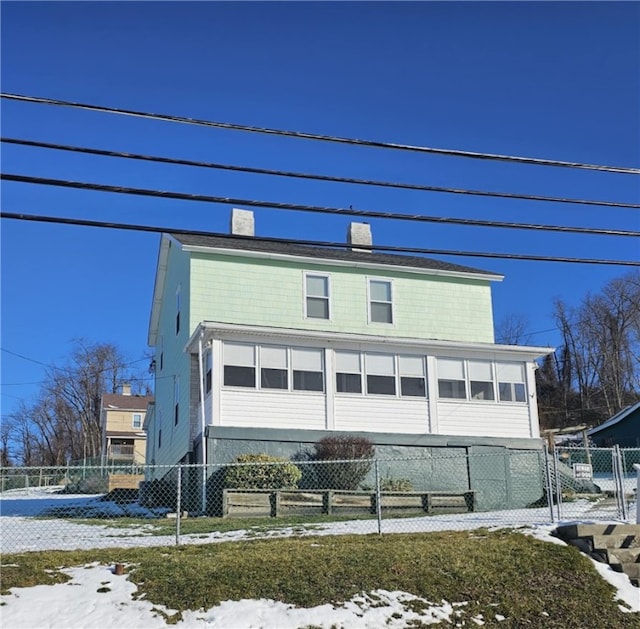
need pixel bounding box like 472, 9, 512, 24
496, 362, 526, 402
369, 279, 393, 324
335, 350, 362, 393
305, 273, 330, 320
223, 342, 256, 387
132, 413, 142, 429
437, 358, 467, 399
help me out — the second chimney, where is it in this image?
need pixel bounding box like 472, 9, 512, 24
230, 208, 255, 237
347, 222, 372, 252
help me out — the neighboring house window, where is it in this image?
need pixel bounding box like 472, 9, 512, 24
174, 377, 180, 425
158, 428, 162, 449
365, 353, 396, 395
335, 351, 362, 393
399, 355, 426, 397
159, 334, 164, 371
260, 346, 288, 389
176, 286, 181, 335
469, 361, 495, 401
292, 348, 324, 391
496, 362, 526, 402
369, 279, 393, 323
305, 273, 330, 319
132, 413, 142, 429
204, 349, 212, 394
223, 342, 256, 387
437, 358, 466, 399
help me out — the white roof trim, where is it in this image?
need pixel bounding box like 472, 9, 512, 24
148, 234, 176, 346
182, 244, 504, 282
186, 321, 554, 360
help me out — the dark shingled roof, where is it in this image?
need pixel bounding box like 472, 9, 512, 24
170, 233, 498, 278
102, 394, 153, 411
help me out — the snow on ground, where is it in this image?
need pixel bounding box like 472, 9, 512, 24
0, 486, 638, 628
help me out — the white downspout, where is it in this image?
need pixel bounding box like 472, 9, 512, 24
197, 330, 207, 514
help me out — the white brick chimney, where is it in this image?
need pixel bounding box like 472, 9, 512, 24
347, 222, 372, 252
230, 208, 255, 236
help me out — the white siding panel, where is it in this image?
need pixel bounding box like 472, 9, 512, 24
221, 390, 326, 429
437, 401, 532, 438
335, 397, 429, 434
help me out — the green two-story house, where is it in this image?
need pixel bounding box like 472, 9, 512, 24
146, 209, 553, 486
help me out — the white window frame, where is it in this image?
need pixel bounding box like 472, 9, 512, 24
223, 342, 256, 388
335, 350, 363, 394
368, 278, 394, 324
132, 413, 142, 429
304, 272, 331, 320
496, 362, 527, 403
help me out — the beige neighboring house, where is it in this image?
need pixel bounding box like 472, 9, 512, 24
100, 384, 154, 465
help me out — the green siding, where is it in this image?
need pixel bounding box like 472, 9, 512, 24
189, 253, 495, 343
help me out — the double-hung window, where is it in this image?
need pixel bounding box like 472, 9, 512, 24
365, 353, 396, 395
260, 346, 288, 389
132, 413, 142, 429
335, 351, 362, 393
437, 358, 466, 399
469, 361, 495, 400
399, 355, 426, 397
497, 362, 526, 402
369, 279, 393, 323
223, 343, 256, 387
292, 348, 324, 391
305, 274, 330, 319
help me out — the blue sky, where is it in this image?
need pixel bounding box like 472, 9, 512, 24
1, 1, 639, 420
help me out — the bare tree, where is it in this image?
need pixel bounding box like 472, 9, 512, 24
495, 313, 532, 345
4, 339, 149, 466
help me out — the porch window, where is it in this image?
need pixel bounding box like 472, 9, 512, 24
260, 345, 288, 389
365, 353, 396, 395
497, 362, 526, 402
469, 360, 495, 400
399, 355, 426, 397
437, 358, 466, 399
335, 351, 362, 393
223, 342, 256, 387
292, 348, 324, 391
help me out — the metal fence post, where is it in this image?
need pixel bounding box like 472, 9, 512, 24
543, 447, 555, 523
614, 445, 628, 521
634, 464, 640, 525
552, 446, 562, 520
374, 459, 382, 535
176, 465, 182, 546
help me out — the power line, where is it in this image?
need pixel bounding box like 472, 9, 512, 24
4, 137, 639, 210
2, 93, 639, 175
3, 173, 639, 238
2, 211, 638, 266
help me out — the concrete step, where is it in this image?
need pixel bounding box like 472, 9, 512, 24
613, 563, 640, 580
604, 548, 640, 564
555, 523, 640, 539
591, 534, 640, 549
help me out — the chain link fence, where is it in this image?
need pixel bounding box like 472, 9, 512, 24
1, 446, 637, 553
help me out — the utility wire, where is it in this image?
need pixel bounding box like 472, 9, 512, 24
4, 137, 639, 210
2, 173, 639, 238
2, 211, 638, 266
2, 93, 639, 175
